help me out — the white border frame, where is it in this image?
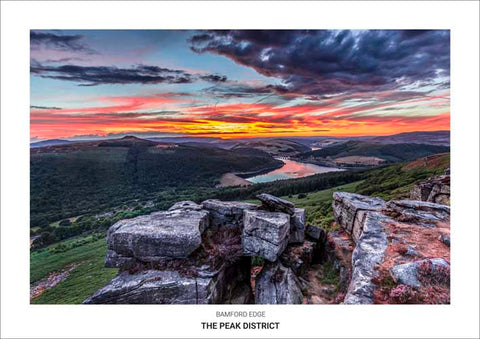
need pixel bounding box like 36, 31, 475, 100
1, 1, 479, 338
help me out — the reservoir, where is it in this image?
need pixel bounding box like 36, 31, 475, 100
246, 158, 344, 184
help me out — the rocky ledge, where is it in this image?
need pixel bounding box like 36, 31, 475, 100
85, 193, 316, 304
331, 185, 450, 304
85, 178, 450, 305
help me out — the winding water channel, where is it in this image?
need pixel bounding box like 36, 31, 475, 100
246, 158, 344, 184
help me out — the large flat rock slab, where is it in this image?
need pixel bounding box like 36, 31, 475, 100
242, 210, 290, 262
201, 199, 259, 229
84, 270, 202, 304
107, 209, 209, 263
84, 258, 252, 304
333, 192, 386, 236
256, 193, 296, 215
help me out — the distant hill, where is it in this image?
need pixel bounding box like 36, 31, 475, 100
30, 139, 73, 148
30, 136, 282, 228
299, 140, 450, 164
148, 137, 239, 149
230, 147, 274, 158
367, 130, 450, 146
148, 136, 222, 144
97, 135, 158, 148
232, 138, 311, 156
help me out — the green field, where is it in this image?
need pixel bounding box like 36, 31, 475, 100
30, 234, 117, 304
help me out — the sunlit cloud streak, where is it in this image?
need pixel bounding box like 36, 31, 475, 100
30, 30, 450, 140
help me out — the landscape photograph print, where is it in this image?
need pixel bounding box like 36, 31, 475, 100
30, 29, 451, 305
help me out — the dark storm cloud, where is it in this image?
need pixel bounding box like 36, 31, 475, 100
199, 74, 228, 83
201, 84, 274, 99
30, 63, 229, 86
30, 31, 97, 54
30, 105, 62, 110
189, 30, 450, 96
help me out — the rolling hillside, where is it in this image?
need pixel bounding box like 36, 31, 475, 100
30, 153, 450, 304
30, 139, 73, 148
368, 130, 450, 146
299, 140, 449, 164
30, 136, 282, 228
232, 138, 311, 156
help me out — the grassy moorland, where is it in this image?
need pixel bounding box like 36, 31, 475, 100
30, 234, 117, 304
30, 152, 449, 304
299, 141, 449, 163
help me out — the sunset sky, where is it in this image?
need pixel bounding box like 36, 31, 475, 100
30, 30, 450, 141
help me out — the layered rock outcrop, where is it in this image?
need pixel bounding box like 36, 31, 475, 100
331, 189, 450, 304
242, 210, 290, 262
86, 174, 450, 305
85, 258, 252, 304
85, 194, 316, 305
105, 209, 209, 264
201, 199, 259, 230
333, 192, 386, 242
410, 175, 450, 205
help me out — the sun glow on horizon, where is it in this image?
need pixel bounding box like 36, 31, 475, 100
30, 30, 450, 141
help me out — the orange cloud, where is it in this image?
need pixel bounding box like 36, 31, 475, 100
30, 95, 450, 139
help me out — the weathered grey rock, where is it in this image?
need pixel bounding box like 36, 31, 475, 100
410, 175, 450, 205
280, 240, 315, 276
351, 210, 369, 243
84, 270, 202, 304
105, 250, 136, 269
107, 209, 209, 262
438, 234, 450, 247
242, 210, 290, 262
201, 199, 259, 229
256, 193, 296, 215
168, 200, 202, 211
390, 258, 450, 287
289, 208, 305, 244
306, 224, 324, 241
85, 258, 252, 304
332, 192, 386, 237
255, 262, 303, 304
344, 212, 390, 304
405, 245, 421, 258
384, 200, 450, 228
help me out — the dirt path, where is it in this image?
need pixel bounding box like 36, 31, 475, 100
30, 262, 82, 300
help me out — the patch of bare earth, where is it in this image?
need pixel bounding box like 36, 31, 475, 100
30, 262, 83, 300
373, 220, 450, 304
301, 265, 339, 304
402, 153, 450, 171
217, 173, 253, 188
